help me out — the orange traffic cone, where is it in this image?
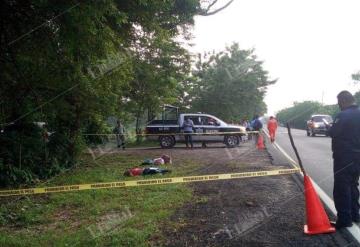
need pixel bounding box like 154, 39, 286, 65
304, 175, 336, 235
257, 135, 265, 149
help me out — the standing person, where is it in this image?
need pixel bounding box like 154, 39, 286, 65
251, 115, 263, 146
114, 119, 125, 150
267, 116, 278, 143
241, 119, 249, 129
182, 117, 194, 148
244, 119, 253, 140
328, 90, 360, 229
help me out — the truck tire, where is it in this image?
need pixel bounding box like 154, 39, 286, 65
159, 135, 175, 148
225, 135, 239, 148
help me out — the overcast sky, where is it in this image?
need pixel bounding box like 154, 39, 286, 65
189, 0, 360, 115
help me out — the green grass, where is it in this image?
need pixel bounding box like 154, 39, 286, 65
125, 139, 159, 148
0, 151, 203, 247
90, 138, 159, 150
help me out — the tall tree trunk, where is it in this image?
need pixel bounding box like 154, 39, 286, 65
135, 106, 143, 144
68, 96, 81, 165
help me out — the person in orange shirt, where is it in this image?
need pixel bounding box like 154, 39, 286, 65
267, 116, 278, 143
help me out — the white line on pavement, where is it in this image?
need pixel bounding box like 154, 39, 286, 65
262, 129, 299, 169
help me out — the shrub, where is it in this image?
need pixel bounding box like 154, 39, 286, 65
0, 122, 78, 187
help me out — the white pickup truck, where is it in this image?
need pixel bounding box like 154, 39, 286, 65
145, 111, 246, 148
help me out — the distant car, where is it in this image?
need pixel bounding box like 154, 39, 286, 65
306, 115, 333, 137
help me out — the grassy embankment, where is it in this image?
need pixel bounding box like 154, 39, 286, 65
0, 146, 204, 246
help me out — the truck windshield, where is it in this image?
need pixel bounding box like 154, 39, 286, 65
313, 116, 332, 122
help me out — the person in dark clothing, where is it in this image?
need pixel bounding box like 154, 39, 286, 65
251, 115, 263, 146
328, 90, 360, 229
182, 117, 194, 148
114, 119, 125, 149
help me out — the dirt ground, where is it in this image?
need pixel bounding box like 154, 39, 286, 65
124, 141, 358, 247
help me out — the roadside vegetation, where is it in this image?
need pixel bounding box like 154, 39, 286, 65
0, 151, 207, 246
276, 88, 360, 130
1, 0, 274, 187
276, 101, 339, 130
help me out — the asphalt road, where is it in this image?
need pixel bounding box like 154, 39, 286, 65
272, 126, 335, 199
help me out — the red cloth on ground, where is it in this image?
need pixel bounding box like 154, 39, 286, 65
129, 167, 143, 176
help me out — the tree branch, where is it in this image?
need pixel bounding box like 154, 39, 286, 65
199, 0, 234, 16
352, 72, 360, 82
205, 0, 218, 12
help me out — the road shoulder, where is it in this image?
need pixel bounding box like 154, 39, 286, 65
159, 141, 357, 246
266, 136, 359, 246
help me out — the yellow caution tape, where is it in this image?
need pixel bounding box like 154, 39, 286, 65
0, 168, 300, 197
83, 131, 259, 137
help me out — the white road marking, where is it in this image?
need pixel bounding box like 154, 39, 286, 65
262, 129, 299, 169
262, 129, 360, 243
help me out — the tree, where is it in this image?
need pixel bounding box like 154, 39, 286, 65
120, 25, 192, 139
354, 91, 360, 105
0, 0, 210, 186
188, 43, 276, 122
352, 71, 360, 82
276, 101, 339, 130
352, 71, 360, 105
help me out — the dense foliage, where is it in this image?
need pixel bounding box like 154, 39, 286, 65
0, 0, 205, 186
353, 72, 360, 105
0, 0, 270, 186
183, 43, 276, 122
355, 91, 360, 105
